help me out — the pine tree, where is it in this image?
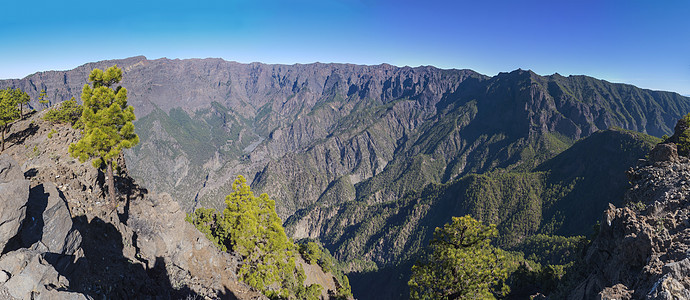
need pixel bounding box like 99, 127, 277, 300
12, 88, 29, 118
0, 89, 20, 151
669, 113, 690, 157
38, 89, 49, 110
298, 242, 322, 265
69, 65, 139, 208
186, 175, 323, 299
409, 215, 509, 300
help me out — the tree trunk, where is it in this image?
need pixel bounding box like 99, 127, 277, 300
1, 124, 5, 151
107, 160, 116, 209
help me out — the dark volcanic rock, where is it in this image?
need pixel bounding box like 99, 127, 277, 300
35, 182, 82, 255
0, 155, 29, 252
0, 245, 86, 300
568, 154, 690, 299
0, 154, 85, 299
649, 143, 679, 163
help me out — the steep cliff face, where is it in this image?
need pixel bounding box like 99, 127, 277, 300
568, 143, 690, 299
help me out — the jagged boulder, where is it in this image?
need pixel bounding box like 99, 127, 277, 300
39, 182, 82, 255
0, 244, 86, 300
0, 179, 84, 299
20, 182, 82, 255
649, 143, 679, 163
647, 259, 690, 299
0, 155, 29, 251
597, 284, 632, 300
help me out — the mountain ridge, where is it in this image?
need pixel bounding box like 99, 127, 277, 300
2, 56, 686, 213
1, 55, 686, 226
2, 56, 689, 299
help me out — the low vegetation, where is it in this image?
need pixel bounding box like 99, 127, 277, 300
43, 97, 83, 126
47, 129, 57, 139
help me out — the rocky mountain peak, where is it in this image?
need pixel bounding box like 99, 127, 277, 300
569, 142, 690, 299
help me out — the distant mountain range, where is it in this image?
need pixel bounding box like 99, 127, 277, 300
1, 56, 688, 299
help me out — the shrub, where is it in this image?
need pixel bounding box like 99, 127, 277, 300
43, 98, 83, 126
299, 242, 322, 265
668, 113, 690, 156
47, 129, 57, 139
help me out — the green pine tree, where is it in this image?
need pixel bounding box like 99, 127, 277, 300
409, 215, 509, 300
69, 65, 139, 208
186, 175, 323, 299
13, 88, 29, 118
0, 89, 21, 151
38, 89, 49, 110
298, 242, 322, 265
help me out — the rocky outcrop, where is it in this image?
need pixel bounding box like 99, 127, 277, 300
0, 245, 86, 300
128, 192, 258, 297
297, 256, 338, 300
568, 143, 690, 299
0, 156, 86, 299
0, 155, 29, 251
0, 109, 266, 299
29, 182, 82, 255
649, 143, 679, 163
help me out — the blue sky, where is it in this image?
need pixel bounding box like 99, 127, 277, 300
1, 0, 689, 94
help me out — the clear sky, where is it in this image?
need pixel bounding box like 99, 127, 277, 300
1, 0, 689, 94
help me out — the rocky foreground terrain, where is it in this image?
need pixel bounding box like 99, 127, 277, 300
568, 142, 690, 299
0, 110, 275, 298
